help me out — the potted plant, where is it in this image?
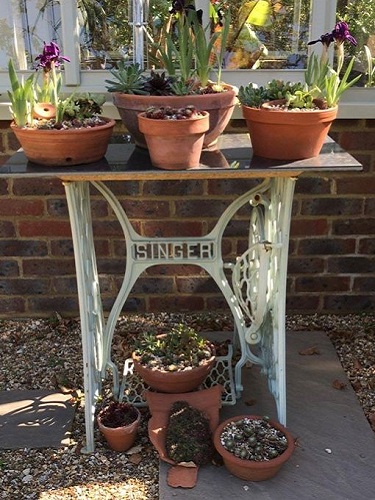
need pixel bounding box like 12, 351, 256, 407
138, 105, 209, 169
105, 5, 237, 151
213, 415, 295, 481
131, 323, 215, 393
97, 400, 141, 452
238, 21, 361, 160
8, 41, 115, 167
144, 385, 223, 488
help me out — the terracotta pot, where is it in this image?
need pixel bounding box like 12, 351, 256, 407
11, 118, 115, 167
132, 350, 215, 393
145, 385, 222, 488
242, 101, 338, 160
213, 415, 295, 481
138, 111, 209, 170
112, 84, 238, 150
144, 385, 223, 465
97, 405, 141, 452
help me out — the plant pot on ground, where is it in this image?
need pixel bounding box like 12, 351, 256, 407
97, 401, 141, 452
106, 7, 237, 151
138, 105, 209, 170
213, 415, 295, 481
144, 385, 223, 488
8, 42, 114, 167
131, 323, 215, 393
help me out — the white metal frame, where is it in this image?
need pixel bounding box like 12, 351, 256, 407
64, 175, 296, 453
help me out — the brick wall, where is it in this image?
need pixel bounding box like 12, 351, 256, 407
0, 118, 374, 318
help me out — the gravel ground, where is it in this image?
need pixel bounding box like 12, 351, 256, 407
0, 312, 374, 499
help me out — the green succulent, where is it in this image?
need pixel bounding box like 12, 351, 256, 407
238, 79, 305, 108
105, 61, 148, 94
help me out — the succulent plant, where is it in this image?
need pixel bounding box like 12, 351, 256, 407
165, 401, 214, 465
132, 323, 214, 371
238, 79, 305, 108
142, 70, 174, 96
105, 61, 148, 95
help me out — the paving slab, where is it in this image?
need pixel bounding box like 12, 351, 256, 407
159, 331, 375, 500
0, 389, 75, 449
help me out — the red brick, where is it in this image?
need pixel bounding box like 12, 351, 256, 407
336, 176, 375, 194
0, 199, 44, 216
18, 220, 72, 237
149, 295, 204, 311
142, 221, 204, 237
290, 219, 329, 237
295, 276, 350, 292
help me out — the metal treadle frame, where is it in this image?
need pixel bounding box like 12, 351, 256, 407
64, 176, 296, 452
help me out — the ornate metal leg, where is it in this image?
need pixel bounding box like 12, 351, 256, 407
64, 181, 105, 453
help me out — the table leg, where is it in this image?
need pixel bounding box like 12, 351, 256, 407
64, 181, 105, 453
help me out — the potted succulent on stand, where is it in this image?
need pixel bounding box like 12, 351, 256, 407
8, 41, 115, 167
131, 323, 216, 393
105, 4, 237, 151
213, 415, 295, 481
238, 21, 361, 160
97, 400, 141, 452
138, 105, 209, 169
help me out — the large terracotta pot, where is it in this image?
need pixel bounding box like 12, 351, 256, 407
242, 100, 338, 160
213, 415, 295, 481
138, 111, 209, 170
132, 350, 216, 393
11, 118, 115, 167
97, 405, 141, 452
112, 84, 238, 150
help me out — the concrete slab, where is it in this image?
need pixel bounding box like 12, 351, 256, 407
159, 331, 375, 500
0, 389, 75, 449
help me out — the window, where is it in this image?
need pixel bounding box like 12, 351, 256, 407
0, 0, 374, 119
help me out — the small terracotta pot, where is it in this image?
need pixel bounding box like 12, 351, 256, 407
132, 350, 215, 393
97, 406, 141, 452
138, 111, 209, 170
242, 101, 338, 160
11, 118, 115, 167
213, 415, 295, 481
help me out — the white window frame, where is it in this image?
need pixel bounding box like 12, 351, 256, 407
0, 0, 374, 120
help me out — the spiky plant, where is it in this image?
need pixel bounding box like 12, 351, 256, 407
105, 62, 148, 94
142, 70, 174, 96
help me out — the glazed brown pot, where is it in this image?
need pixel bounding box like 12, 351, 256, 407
138, 111, 209, 170
132, 350, 216, 393
11, 118, 115, 167
242, 100, 338, 160
97, 405, 141, 452
113, 84, 238, 150
213, 415, 295, 481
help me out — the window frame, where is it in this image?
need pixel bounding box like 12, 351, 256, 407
0, 0, 374, 120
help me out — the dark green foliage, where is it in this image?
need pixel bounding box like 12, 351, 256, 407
142, 70, 175, 96
165, 401, 214, 465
